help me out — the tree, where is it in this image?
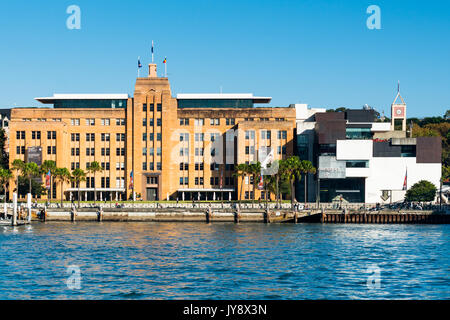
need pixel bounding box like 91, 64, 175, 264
11, 159, 25, 195
405, 180, 437, 202
54, 167, 71, 208
22, 162, 40, 197
0, 129, 9, 169
41, 160, 56, 201
87, 161, 102, 204
0, 168, 12, 210
233, 163, 248, 208
300, 160, 316, 205
71, 168, 86, 208
248, 162, 261, 204
17, 175, 46, 198
279, 156, 303, 208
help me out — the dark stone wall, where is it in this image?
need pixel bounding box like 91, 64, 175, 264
373, 141, 401, 157
416, 136, 442, 163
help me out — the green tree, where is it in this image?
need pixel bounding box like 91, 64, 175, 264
0, 129, 9, 169
248, 162, 261, 203
71, 168, 86, 208
87, 161, 103, 204
405, 180, 437, 202
279, 156, 303, 208
54, 167, 71, 208
11, 159, 25, 194
17, 176, 46, 198
22, 162, 40, 197
300, 160, 316, 205
0, 168, 12, 208
41, 160, 56, 201
233, 163, 249, 208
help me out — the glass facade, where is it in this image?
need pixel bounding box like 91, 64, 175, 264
177, 99, 253, 108
320, 178, 365, 203
54, 99, 127, 109
345, 127, 372, 140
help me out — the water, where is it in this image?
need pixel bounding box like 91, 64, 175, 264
0, 222, 449, 299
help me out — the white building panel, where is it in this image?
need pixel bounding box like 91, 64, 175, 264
371, 123, 391, 132
336, 140, 373, 160
365, 158, 441, 203
346, 167, 371, 177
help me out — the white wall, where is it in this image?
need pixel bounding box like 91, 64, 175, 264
365, 158, 441, 203
336, 140, 373, 160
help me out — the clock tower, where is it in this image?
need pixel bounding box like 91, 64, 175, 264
391, 85, 406, 132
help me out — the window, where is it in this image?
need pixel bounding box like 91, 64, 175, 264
210, 163, 219, 171
210, 118, 220, 125
71, 162, 80, 170
226, 164, 235, 171
180, 133, 189, 141
86, 133, 94, 142
346, 161, 369, 168
210, 133, 220, 142
277, 146, 287, 155
149, 133, 154, 141
71, 148, 80, 156
101, 133, 110, 142
86, 148, 95, 156
143, 118, 147, 126
157, 147, 162, 156
31, 131, 41, 139
142, 162, 147, 170
116, 133, 125, 141
157, 104, 162, 112
143, 133, 147, 141
180, 118, 189, 125
71, 133, 80, 142
195, 148, 204, 156
149, 148, 154, 156
245, 130, 255, 139
195, 133, 204, 141
194, 118, 204, 126
71, 118, 80, 126
101, 118, 110, 126
101, 177, 110, 188
116, 118, 125, 126
149, 119, 154, 126
150, 104, 154, 112
180, 148, 189, 156
245, 146, 255, 155
261, 130, 271, 140
16, 131, 25, 139
276, 118, 285, 121
277, 130, 287, 139
116, 177, 125, 188
180, 163, 189, 170
47, 146, 56, 155
211, 148, 216, 157
143, 104, 147, 112
195, 162, 204, 171
116, 162, 125, 170
142, 147, 147, 155
116, 148, 125, 156
226, 118, 235, 125
157, 162, 162, 170
101, 148, 110, 156
149, 162, 154, 171
195, 177, 204, 185
157, 118, 162, 126
86, 118, 95, 126
157, 133, 161, 141
47, 131, 56, 139
101, 162, 110, 170
245, 118, 254, 122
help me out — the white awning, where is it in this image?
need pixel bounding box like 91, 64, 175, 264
35, 94, 129, 104
65, 188, 125, 192
177, 188, 235, 192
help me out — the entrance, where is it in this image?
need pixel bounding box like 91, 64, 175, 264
146, 188, 158, 201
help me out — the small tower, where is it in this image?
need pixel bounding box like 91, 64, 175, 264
391, 83, 406, 132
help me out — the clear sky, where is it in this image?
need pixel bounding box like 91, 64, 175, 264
0, 0, 449, 117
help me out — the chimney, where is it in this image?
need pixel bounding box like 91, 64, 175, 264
148, 63, 157, 78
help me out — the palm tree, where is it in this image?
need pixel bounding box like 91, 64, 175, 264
71, 168, 86, 208
11, 159, 25, 196
301, 160, 316, 206
233, 163, 248, 208
248, 162, 261, 204
22, 162, 40, 197
54, 167, 71, 208
87, 161, 103, 204
0, 168, 12, 214
279, 156, 302, 208
41, 160, 56, 202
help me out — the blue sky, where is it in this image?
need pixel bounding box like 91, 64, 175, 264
0, 0, 449, 117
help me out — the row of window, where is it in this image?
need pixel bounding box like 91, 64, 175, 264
70, 162, 125, 171
179, 118, 236, 126
179, 177, 235, 186
72, 177, 125, 189
245, 130, 287, 140
142, 162, 162, 171
142, 104, 162, 112
179, 163, 235, 171
142, 147, 161, 156
70, 148, 125, 156
142, 133, 162, 141
72, 133, 126, 142
16, 131, 57, 140
70, 118, 126, 126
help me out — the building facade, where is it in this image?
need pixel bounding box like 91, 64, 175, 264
8, 64, 296, 201
295, 92, 442, 204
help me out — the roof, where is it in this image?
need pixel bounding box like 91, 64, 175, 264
176, 93, 271, 104
35, 94, 129, 104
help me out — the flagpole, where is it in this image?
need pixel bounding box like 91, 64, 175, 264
165, 61, 167, 77
152, 40, 154, 63
138, 56, 140, 78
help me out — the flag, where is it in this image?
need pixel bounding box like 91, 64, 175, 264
163, 57, 167, 64
402, 168, 407, 190
258, 172, 264, 190
151, 41, 154, 54
129, 170, 134, 189
138, 57, 142, 68
45, 170, 51, 190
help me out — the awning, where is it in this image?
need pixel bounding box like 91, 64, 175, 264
177, 188, 235, 192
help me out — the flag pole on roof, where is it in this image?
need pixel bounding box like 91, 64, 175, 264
138, 56, 142, 77
163, 57, 167, 77
151, 40, 154, 63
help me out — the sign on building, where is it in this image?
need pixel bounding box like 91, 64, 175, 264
26, 147, 42, 165
318, 156, 346, 179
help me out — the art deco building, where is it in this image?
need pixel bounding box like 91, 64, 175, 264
8, 64, 296, 201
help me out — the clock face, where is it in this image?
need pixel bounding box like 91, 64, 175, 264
394, 107, 404, 117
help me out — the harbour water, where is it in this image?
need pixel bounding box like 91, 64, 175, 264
0, 222, 449, 299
